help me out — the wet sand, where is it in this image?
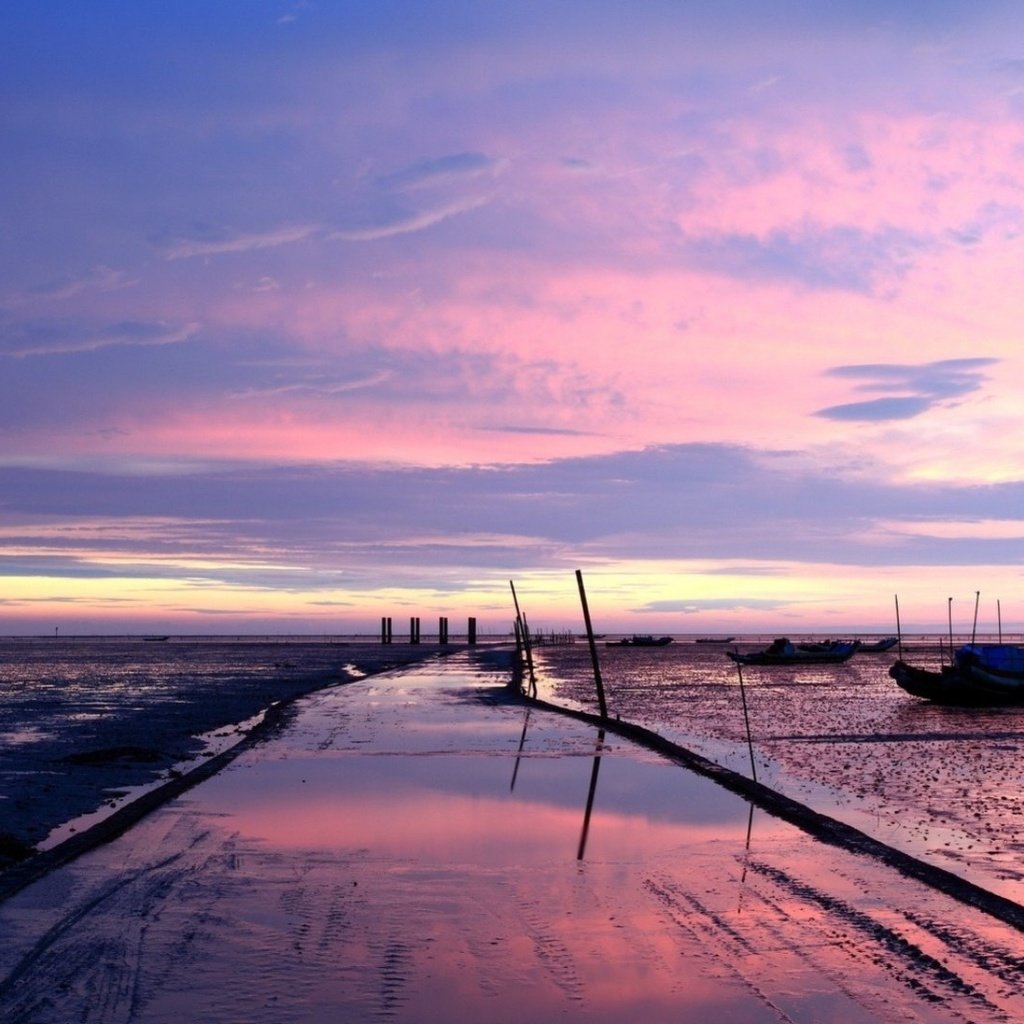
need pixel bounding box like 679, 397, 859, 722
0, 640, 450, 863
2, 649, 1024, 1022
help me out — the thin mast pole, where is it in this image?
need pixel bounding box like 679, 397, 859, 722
894, 594, 903, 662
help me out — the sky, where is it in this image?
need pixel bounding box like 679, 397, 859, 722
2, 1, 1024, 636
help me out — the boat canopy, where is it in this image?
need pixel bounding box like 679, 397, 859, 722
956, 644, 1024, 674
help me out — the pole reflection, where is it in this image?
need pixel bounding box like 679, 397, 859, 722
577, 728, 605, 861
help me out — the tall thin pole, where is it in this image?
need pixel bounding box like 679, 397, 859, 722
509, 579, 523, 624
735, 661, 758, 783
998, 600, 1003, 643
894, 594, 903, 662
510, 580, 535, 693
575, 569, 608, 719
971, 590, 980, 646
947, 597, 953, 665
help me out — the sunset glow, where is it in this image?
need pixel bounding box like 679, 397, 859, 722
3, 3, 1024, 634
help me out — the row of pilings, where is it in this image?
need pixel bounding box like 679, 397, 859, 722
379, 616, 477, 645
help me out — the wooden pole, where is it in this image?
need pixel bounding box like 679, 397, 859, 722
575, 569, 608, 719
998, 600, 1003, 643
894, 594, 903, 662
510, 580, 535, 694
971, 590, 980, 646
735, 661, 758, 783
947, 598, 953, 665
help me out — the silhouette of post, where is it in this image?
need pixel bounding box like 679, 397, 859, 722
468, 616, 477, 645
575, 569, 608, 719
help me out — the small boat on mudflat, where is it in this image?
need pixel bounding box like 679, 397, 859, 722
890, 643, 1024, 705
855, 636, 899, 653
888, 659, 1024, 706
606, 634, 673, 647
694, 636, 735, 644
727, 637, 859, 666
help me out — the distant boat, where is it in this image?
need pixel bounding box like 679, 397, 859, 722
143, 635, 170, 642
797, 639, 853, 653
856, 636, 899, 653
727, 637, 859, 666
605, 634, 673, 647
694, 636, 735, 644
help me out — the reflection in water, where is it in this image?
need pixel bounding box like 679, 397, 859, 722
509, 707, 531, 792
576, 728, 605, 861
738, 801, 756, 912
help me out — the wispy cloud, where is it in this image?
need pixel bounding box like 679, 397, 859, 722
683, 224, 922, 293
814, 358, 998, 422
376, 152, 500, 192
638, 597, 789, 613
330, 196, 490, 242
3, 265, 136, 307
162, 225, 319, 260
230, 370, 393, 400
3, 321, 199, 358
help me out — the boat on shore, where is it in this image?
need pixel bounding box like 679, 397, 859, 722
888, 660, 992, 706
727, 637, 859, 666
890, 643, 1024, 705
694, 636, 736, 644
606, 635, 673, 647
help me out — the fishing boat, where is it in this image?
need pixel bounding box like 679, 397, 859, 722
889, 644, 1024, 705
887, 660, 999, 706
694, 636, 736, 644
726, 637, 859, 666
606, 634, 673, 647
955, 644, 1024, 692
797, 639, 853, 653
856, 636, 899, 653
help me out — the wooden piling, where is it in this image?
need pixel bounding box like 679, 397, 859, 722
575, 569, 607, 719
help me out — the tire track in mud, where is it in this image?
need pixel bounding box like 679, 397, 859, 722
899, 908, 1024, 997
0, 849, 188, 1023
642, 875, 799, 1023
514, 891, 587, 1007
746, 859, 1014, 1022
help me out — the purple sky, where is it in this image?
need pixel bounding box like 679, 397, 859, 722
2, 2, 1024, 635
